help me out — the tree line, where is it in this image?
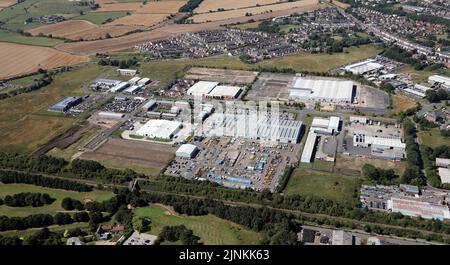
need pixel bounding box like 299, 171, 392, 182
3, 193, 55, 207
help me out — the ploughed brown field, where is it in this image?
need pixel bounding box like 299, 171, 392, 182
0, 0, 16, 8
191, 0, 321, 23
108, 13, 170, 27
27, 20, 143, 41
81, 138, 175, 171
94, 1, 186, 14
55, 2, 328, 55
195, 0, 285, 13
0, 42, 88, 80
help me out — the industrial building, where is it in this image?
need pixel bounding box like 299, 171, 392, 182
48, 96, 82, 113
203, 113, 303, 143
428, 75, 450, 89
128, 77, 141, 85
436, 158, 450, 168
438, 168, 450, 184
117, 69, 137, 76
387, 197, 450, 221
142, 100, 157, 111
97, 111, 125, 119
136, 119, 182, 139
349, 116, 368, 124
206, 85, 242, 100
344, 59, 384, 75
187, 81, 219, 97
300, 131, 317, 163
110, 82, 129, 93
353, 135, 406, 160
176, 144, 199, 158
138, 78, 151, 86
290, 77, 355, 103
310, 116, 340, 134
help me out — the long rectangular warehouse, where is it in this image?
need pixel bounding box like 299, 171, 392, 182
187, 81, 219, 97
202, 113, 303, 143
301, 131, 317, 163
290, 77, 355, 103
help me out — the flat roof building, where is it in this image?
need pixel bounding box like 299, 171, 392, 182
429, 75, 450, 89
436, 158, 450, 168
206, 85, 242, 100
176, 144, 199, 158
136, 119, 182, 139
187, 81, 219, 97
388, 197, 450, 221
344, 59, 384, 75
310, 116, 340, 134
110, 82, 129, 93
301, 131, 317, 163
123, 231, 157, 245
128, 77, 141, 85
48, 96, 82, 113
117, 69, 137, 76
438, 167, 450, 184
290, 78, 355, 103
202, 113, 303, 143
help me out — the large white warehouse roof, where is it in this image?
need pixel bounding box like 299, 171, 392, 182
290, 77, 354, 102
187, 81, 219, 97
176, 144, 198, 158
301, 131, 317, 163
344, 59, 384, 75
429, 75, 450, 87
206, 85, 242, 99
136, 119, 182, 139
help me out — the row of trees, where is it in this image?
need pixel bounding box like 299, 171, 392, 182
3, 193, 55, 208
179, 0, 203, 13
0, 211, 93, 232
0, 153, 67, 174
421, 145, 450, 189
401, 119, 426, 186
425, 89, 449, 103
0, 170, 93, 192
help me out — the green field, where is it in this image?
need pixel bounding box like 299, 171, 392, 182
398, 66, 450, 84
0, 0, 96, 31
284, 169, 358, 204
0, 222, 89, 238
0, 64, 113, 153
133, 205, 263, 245
0, 29, 64, 47
0, 183, 114, 217
72, 11, 129, 25
418, 128, 450, 148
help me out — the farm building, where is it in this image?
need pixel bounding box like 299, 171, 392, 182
118, 69, 137, 76
310, 116, 340, 135
438, 168, 450, 184
48, 96, 82, 113
387, 197, 450, 221
344, 59, 384, 75
290, 77, 355, 103
300, 131, 317, 163
176, 144, 199, 158
428, 75, 450, 89
206, 85, 242, 100
187, 81, 219, 97
136, 119, 182, 139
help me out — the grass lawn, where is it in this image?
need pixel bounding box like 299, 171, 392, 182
0, 64, 114, 153
9, 73, 45, 87
0, 29, 64, 47
418, 128, 450, 148
284, 169, 358, 204
334, 154, 406, 176
133, 205, 263, 245
398, 66, 450, 84
88, 157, 162, 177
0, 183, 114, 217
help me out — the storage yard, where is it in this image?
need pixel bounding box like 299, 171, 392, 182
165, 136, 301, 191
